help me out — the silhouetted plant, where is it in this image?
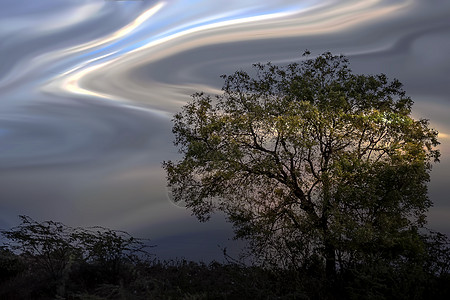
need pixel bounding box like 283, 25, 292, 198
163, 52, 441, 283
0, 246, 25, 283
0, 215, 153, 298
1, 215, 79, 280
72, 225, 151, 284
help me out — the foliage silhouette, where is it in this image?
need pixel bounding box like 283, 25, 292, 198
163, 51, 441, 284
0, 215, 152, 298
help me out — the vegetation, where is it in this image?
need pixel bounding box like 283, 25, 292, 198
0, 216, 449, 299
0, 216, 151, 299
1, 52, 449, 299
163, 52, 449, 296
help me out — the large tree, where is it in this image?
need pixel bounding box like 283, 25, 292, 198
163, 52, 440, 279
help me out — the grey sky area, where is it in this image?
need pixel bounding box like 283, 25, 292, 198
0, 0, 449, 261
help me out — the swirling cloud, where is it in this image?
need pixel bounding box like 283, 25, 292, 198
42, 0, 416, 114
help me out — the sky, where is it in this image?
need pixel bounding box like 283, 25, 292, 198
0, 0, 449, 262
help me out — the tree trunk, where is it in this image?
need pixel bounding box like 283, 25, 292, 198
324, 239, 336, 280
321, 167, 336, 280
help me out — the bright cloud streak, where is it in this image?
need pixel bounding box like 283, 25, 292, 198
48, 0, 413, 106
62, 2, 166, 55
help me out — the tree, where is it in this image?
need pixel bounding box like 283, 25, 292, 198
0, 216, 151, 281
0, 216, 154, 298
1, 215, 80, 280
163, 52, 440, 280
73, 225, 151, 282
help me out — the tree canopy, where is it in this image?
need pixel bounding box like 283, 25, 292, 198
163, 52, 440, 280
